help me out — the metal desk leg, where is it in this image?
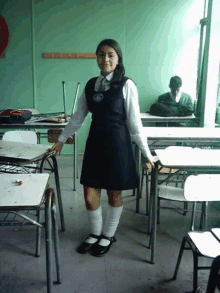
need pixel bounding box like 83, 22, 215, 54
45, 189, 53, 293
51, 200, 61, 284
40, 155, 66, 232
51, 155, 66, 231
73, 133, 77, 191
35, 208, 42, 257
134, 141, 142, 212
135, 146, 141, 213
147, 168, 155, 235
76, 133, 78, 179
151, 165, 158, 264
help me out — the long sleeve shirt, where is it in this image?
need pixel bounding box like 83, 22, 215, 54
58, 72, 153, 160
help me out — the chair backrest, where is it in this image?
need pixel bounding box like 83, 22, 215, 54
2, 131, 38, 144
47, 129, 75, 144
184, 174, 220, 202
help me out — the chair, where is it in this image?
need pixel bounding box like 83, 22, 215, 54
0, 131, 38, 173
0, 130, 66, 231
20, 108, 41, 143
3, 130, 37, 144
139, 162, 181, 216
172, 174, 220, 293
0, 173, 61, 292
155, 171, 200, 226
143, 146, 206, 232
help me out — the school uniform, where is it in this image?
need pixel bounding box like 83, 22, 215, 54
58, 72, 153, 189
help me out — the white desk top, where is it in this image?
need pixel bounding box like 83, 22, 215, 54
140, 113, 195, 122
144, 127, 220, 140
155, 146, 220, 167
0, 173, 49, 207
0, 140, 50, 161
0, 121, 68, 129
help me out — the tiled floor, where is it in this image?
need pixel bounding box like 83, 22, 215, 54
0, 154, 219, 293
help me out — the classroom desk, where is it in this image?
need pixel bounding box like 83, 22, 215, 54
145, 127, 220, 148
0, 173, 61, 291
149, 147, 220, 264
135, 127, 220, 213
0, 140, 65, 231
0, 120, 77, 190
140, 113, 196, 124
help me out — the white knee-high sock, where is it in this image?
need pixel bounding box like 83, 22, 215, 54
99, 205, 123, 247
85, 205, 103, 244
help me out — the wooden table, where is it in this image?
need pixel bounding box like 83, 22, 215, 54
0, 140, 65, 231
149, 147, 220, 264
0, 119, 77, 190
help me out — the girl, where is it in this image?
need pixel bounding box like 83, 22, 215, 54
50, 39, 158, 257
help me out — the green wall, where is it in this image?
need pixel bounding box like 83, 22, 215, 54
1, 0, 203, 153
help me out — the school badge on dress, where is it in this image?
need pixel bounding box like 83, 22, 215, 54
93, 93, 104, 103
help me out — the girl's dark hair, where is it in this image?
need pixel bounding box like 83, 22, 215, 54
96, 39, 125, 90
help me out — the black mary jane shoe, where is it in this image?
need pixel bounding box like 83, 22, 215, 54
92, 234, 117, 257
77, 234, 100, 254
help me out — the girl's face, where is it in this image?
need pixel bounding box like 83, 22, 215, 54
97, 45, 119, 76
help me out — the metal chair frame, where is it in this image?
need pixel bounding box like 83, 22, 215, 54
0, 187, 61, 293
172, 174, 220, 293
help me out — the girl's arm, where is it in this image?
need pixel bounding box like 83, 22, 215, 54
123, 79, 157, 167
58, 88, 89, 143
49, 89, 89, 155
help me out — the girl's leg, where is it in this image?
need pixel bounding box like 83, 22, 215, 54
84, 186, 101, 210
107, 190, 123, 207
98, 190, 123, 247
84, 186, 102, 243
77, 187, 102, 253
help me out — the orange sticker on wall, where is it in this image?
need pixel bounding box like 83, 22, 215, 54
0, 16, 9, 55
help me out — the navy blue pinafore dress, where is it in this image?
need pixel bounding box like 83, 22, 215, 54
80, 77, 138, 190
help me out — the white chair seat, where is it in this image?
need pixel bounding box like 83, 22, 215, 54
158, 185, 185, 201
188, 231, 220, 258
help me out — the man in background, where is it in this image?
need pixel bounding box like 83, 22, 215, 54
157, 75, 194, 127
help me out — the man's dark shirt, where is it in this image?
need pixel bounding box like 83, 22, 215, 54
157, 92, 194, 127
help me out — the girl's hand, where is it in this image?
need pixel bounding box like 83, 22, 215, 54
48, 141, 64, 155
146, 155, 159, 169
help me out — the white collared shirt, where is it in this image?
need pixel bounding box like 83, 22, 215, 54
95, 72, 113, 91
58, 72, 153, 160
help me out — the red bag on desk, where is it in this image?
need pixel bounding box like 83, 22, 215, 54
0, 109, 32, 124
